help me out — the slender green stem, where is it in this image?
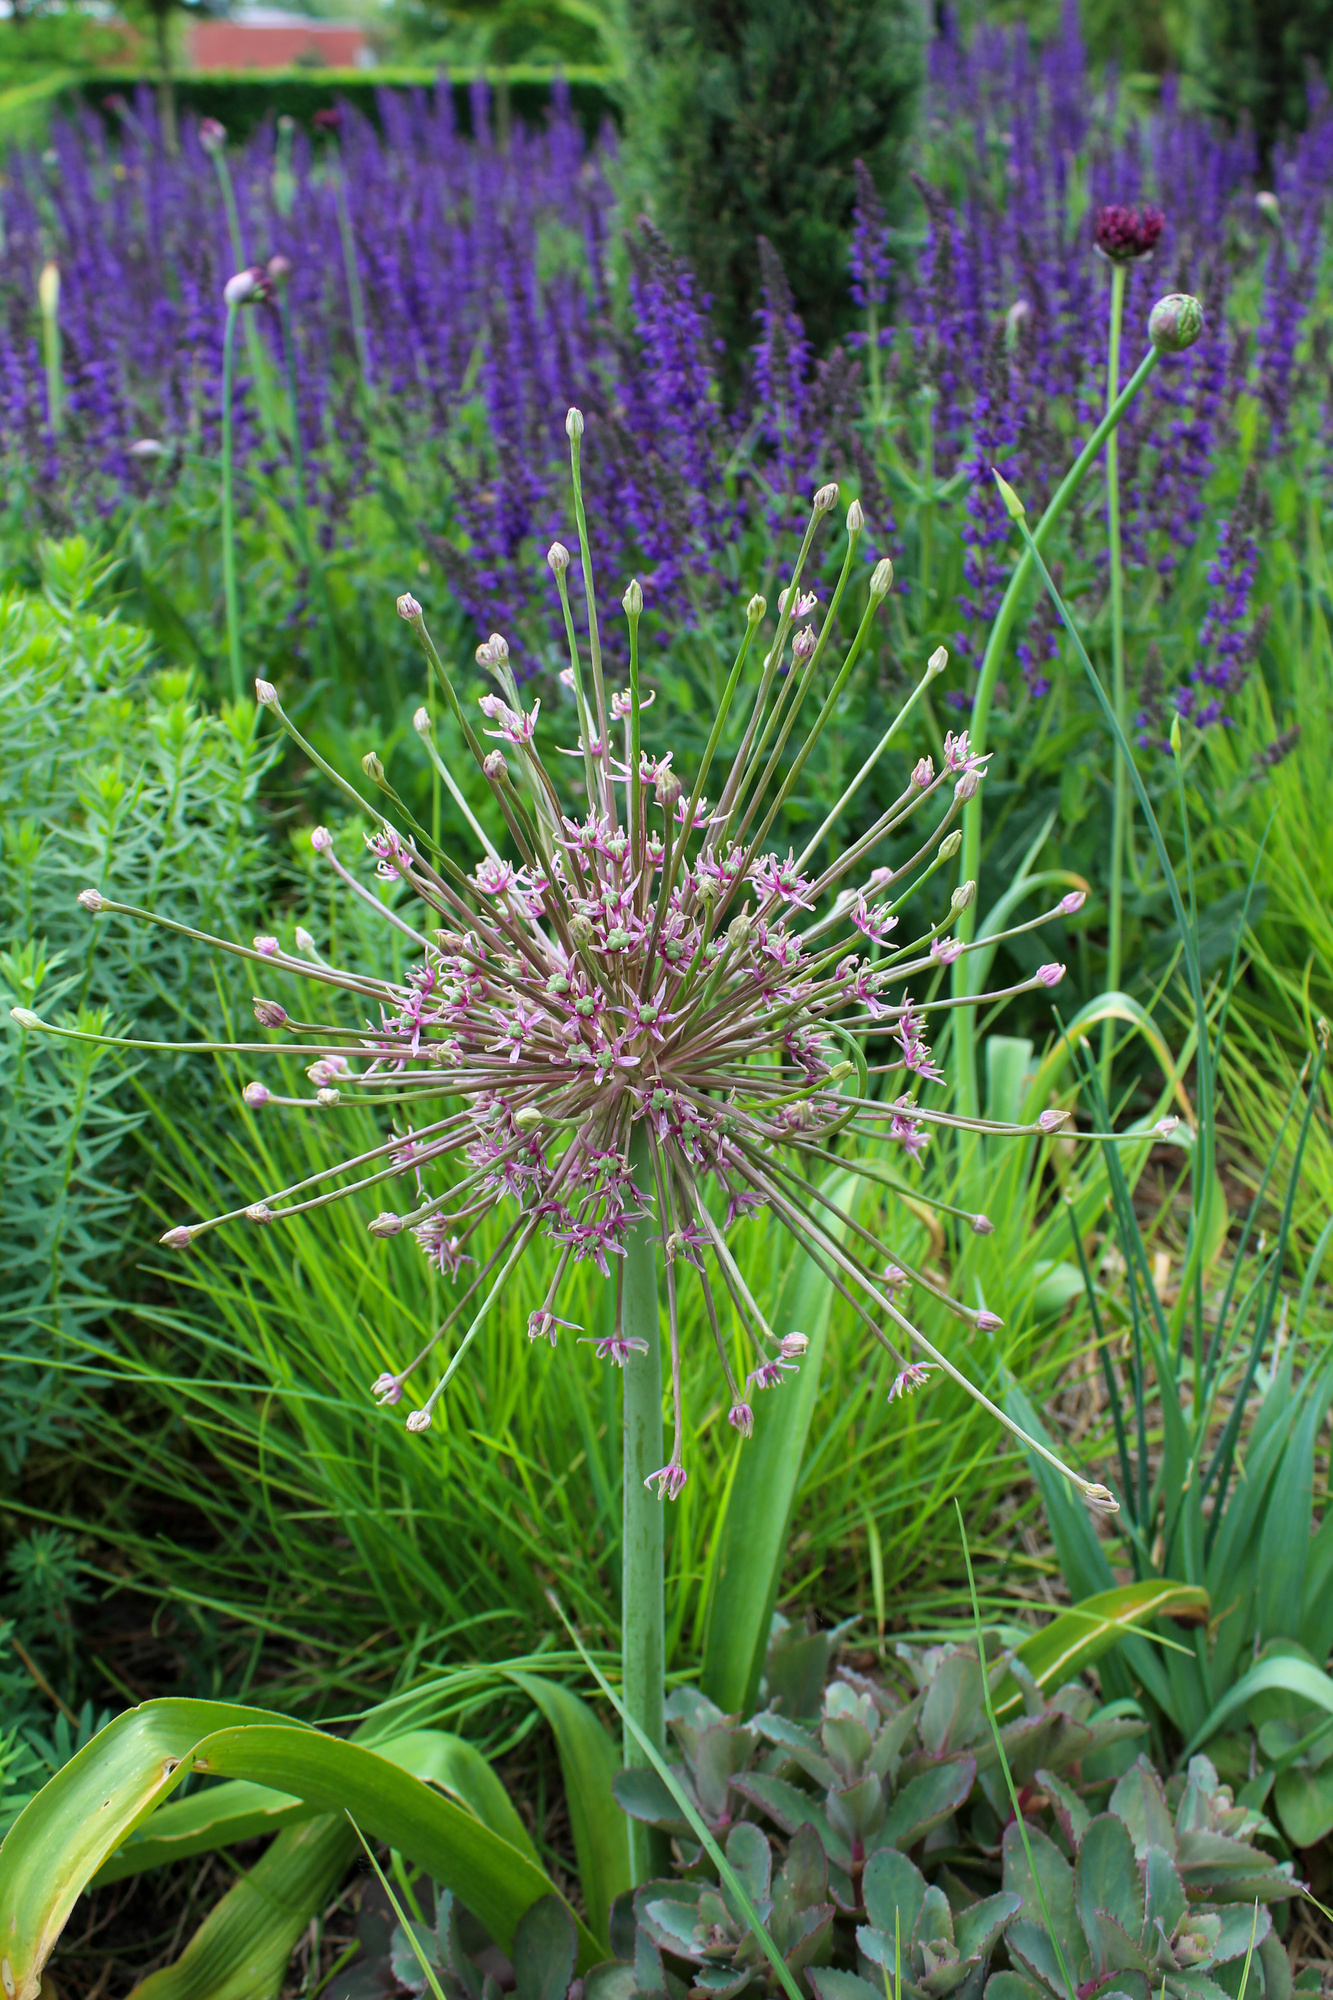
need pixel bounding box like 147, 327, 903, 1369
919, 388, 935, 602
951, 340, 1162, 1120
621, 1121, 666, 1884
330, 145, 372, 388
221, 302, 243, 703
277, 290, 333, 675
209, 144, 281, 454
1103, 260, 1128, 1085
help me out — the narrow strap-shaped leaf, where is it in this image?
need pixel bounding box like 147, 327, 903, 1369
993, 1581, 1209, 1720
93, 1778, 317, 1885
505, 1670, 630, 1951
1183, 1655, 1333, 1759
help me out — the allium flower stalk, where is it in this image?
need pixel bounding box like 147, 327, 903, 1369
40, 411, 1116, 1531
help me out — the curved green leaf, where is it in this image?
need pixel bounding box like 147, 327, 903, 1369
375, 1727, 539, 1866
93, 1778, 317, 1886
994, 1582, 1210, 1721
1185, 1655, 1333, 1759
506, 1670, 630, 1950
0, 1699, 600, 2000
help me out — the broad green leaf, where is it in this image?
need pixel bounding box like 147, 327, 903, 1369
809, 1971, 885, 2000
93, 1778, 317, 1885
875, 1756, 976, 1850
513, 1895, 578, 2000
505, 1670, 631, 1950
0, 1699, 600, 2000
1185, 1655, 1333, 1758
993, 1581, 1210, 1721
376, 1727, 539, 1866
861, 1846, 927, 1940
985, 1976, 1051, 2000
125, 1813, 355, 2000
1273, 1763, 1333, 1849
700, 1174, 858, 1716
1075, 1816, 1142, 1970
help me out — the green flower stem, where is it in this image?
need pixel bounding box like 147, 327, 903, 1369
951, 339, 1162, 1121
209, 146, 281, 454
221, 302, 243, 704
1103, 260, 1128, 1086
620, 1120, 667, 1885
277, 290, 334, 676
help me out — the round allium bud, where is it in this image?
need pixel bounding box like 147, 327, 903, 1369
655, 768, 682, 811
9, 1006, 39, 1029
77, 886, 107, 913
265, 254, 292, 290
1036, 962, 1065, 988
1093, 203, 1164, 263
938, 829, 963, 860
812, 481, 839, 516
728, 1402, 754, 1438
727, 915, 753, 950
253, 935, 280, 957
316, 1086, 340, 1105
482, 750, 508, 781
223, 266, 265, 309
1038, 1108, 1070, 1132
565, 407, 585, 440
976, 1309, 1004, 1333
1255, 190, 1280, 222
846, 498, 865, 534
361, 751, 385, 784
792, 625, 817, 663
396, 591, 422, 621
780, 1331, 809, 1359
254, 677, 278, 705
1059, 889, 1086, 915
199, 116, 227, 153
487, 632, 510, 663
161, 1224, 194, 1250
971, 1213, 994, 1236
413, 706, 431, 735
245, 1202, 274, 1225
955, 769, 981, 802
1148, 293, 1204, 353
623, 577, 643, 617
243, 1081, 270, 1107
369, 1211, 404, 1237
951, 881, 976, 911
405, 1408, 432, 1433
547, 541, 570, 576
311, 826, 334, 853
927, 645, 948, 674
514, 1107, 543, 1131
746, 593, 767, 624
254, 998, 287, 1028
870, 558, 894, 599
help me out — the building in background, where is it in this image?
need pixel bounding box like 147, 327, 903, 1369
187, 7, 374, 69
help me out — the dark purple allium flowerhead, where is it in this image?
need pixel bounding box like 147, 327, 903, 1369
1093, 204, 1165, 263
60, 413, 1116, 1517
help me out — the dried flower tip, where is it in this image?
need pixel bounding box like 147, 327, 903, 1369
812, 481, 839, 516
869, 558, 894, 599
245, 1202, 274, 1225
254, 999, 287, 1028
161, 1225, 194, 1250
1083, 1482, 1120, 1515
223, 265, 266, 309
565, 407, 585, 440
1155, 1116, 1181, 1137
1059, 889, 1086, 915
316, 1086, 340, 1105
77, 887, 107, 913
405, 1408, 432, 1433
938, 829, 962, 860
911, 756, 934, 789
927, 646, 948, 675
971, 1213, 994, 1235
888, 1363, 934, 1401
746, 593, 767, 624
1036, 962, 1065, 987
311, 826, 334, 853
951, 881, 976, 911
483, 750, 508, 781
1038, 1108, 1070, 1132
254, 935, 280, 957
514, 1107, 543, 1131
362, 751, 386, 784
265, 254, 292, 290
372, 1371, 403, 1406
199, 116, 227, 153
645, 1461, 688, 1500
369, 1211, 404, 1237
254, 677, 278, 705
846, 498, 865, 534
975, 1309, 1003, 1333
623, 577, 643, 617
396, 592, 423, 622
243, 1081, 270, 1107
792, 625, 817, 663
1149, 293, 1204, 353
1093, 203, 1165, 263
413, 706, 432, 735
728, 1402, 755, 1438
780, 1332, 809, 1359
1255, 190, 1280, 222
547, 541, 570, 576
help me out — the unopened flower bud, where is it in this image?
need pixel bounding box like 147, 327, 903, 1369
569, 915, 594, 947
295, 927, 316, 953
937, 829, 962, 860
223, 265, 266, 309
413, 706, 431, 735
728, 1402, 754, 1438
161, 1224, 194, 1250
813, 481, 839, 516
623, 577, 643, 616
955, 769, 981, 802
243, 1081, 270, 1107
127, 437, 165, 459
254, 999, 287, 1028
483, 749, 508, 781
514, 1107, 542, 1130
362, 750, 385, 784
253, 935, 280, 956
405, 1408, 432, 1433
77, 887, 106, 912
547, 541, 570, 575
369, 1211, 403, 1237
792, 624, 817, 663
199, 116, 227, 153
1083, 1483, 1119, 1515
9, 1007, 39, 1029
780, 1332, 809, 1359
316, 1086, 340, 1105
746, 593, 766, 624
246, 1202, 273, 1225
976, 1309, 1003, 1334
255, 677, 278, 705
1148, 293, 1204, 353
870, 558, 894, 599
846, 498, 865, 534
1038, 1108, 1070, 1132
311, 826, 333, 853
1255, 190, 1280, 222
655, 769, 682, 811
1170, 711, 1184, 756
911, 756, 934, 789
951, 880, 976, 911
265, 254, 292, 290
1155, 1116, 1181, 1137
727, 915, 752, 950
1036, 962, 1064, 987
396, 591, 422, 621
565, 406, 584, 440
927, 646, 948, 674
971, 1213, 994, 1235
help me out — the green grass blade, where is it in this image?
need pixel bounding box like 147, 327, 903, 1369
994, 1581, 1209, 1721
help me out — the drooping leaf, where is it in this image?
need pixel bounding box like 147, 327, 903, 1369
93, 1778, 317, 1885
506, 1671, 632, 1949
1185, 1654, 1333, 1758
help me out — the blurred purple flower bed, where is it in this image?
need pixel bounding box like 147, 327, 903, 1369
2, 3, 1329, 722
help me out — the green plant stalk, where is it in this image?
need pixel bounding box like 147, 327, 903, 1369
277, 290, 334, 675
40, 291, 61, 437
221, 301, 243, 703
209, 143, 281, 453
952, 340, 1162, 1120
1103, 260, 1128, 1086
621, 1120, 666, 1885
332, 148, 372, 388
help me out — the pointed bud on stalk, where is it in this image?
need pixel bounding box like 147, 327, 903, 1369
265, 254, 292, 290
623, 577, 643, 616
846, 498, 865, 534
10, 1007, 39, 1029
971, 1213, 994, 1235
369, 1212, 404, 1237
38, 259, 58, 318
1169, 711, 1184, 756
396, 592, 423, 622
565, 407, 584, 440
911, 756, 934, 789
975, 1309, 1003, 1333
728, 1403, 754, 1438
1059, 889, 1086, 914
994, 471, 1026, 521
813, 481, 839, 515
254, 999, 287, 1027
514, 1107, 543, 1131
547, 542, 570, 576
1149, 293, 1204, 353
295, 927, 316, 953
362, 751, 386, 784
951, 881, 976, 911
746, 593, 766, 624
311, 826, 334, 853
792, 625, 817, 663
224, 266, 267, 309
1156, 1116, 1181, 1137
1036, 963, 1064, 987
1039, 1108, 1070, 1132
655, 769, 682, 811
1255, 190, 1280, 223
255, 677, 278, 705
243, 1081, 270, 1107
928, 646, 948, 675
161, 1225, 194, 1249
938, 829, 962, 860
254, 935, 280, 956
569, 915, 594, 947
870, 558, 894, 599
413, 707, 431, 735
955, 769, 981, 802
199, 116, 227, 154
77, 887, 107, 912
483, 750, 507, 781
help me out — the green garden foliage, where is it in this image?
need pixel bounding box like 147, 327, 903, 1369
621, 0, 924, 359
1182, 0, 1333, 147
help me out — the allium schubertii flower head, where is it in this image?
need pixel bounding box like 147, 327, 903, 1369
57, 412, 1115, 1514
